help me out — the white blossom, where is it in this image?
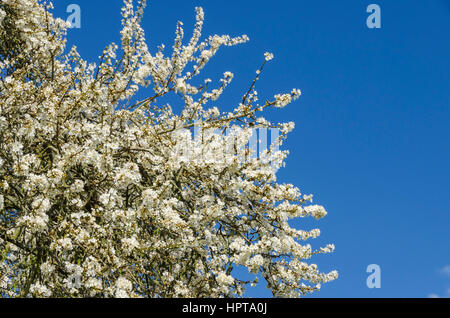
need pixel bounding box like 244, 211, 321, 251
0, 0, 336, 298
264, 52, 274, 61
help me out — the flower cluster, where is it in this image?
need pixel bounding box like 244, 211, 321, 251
0, 0, 337, 298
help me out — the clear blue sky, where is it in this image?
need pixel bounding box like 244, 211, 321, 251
51, 0, 450, 298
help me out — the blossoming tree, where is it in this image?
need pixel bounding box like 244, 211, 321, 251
0, 0, 337, 297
